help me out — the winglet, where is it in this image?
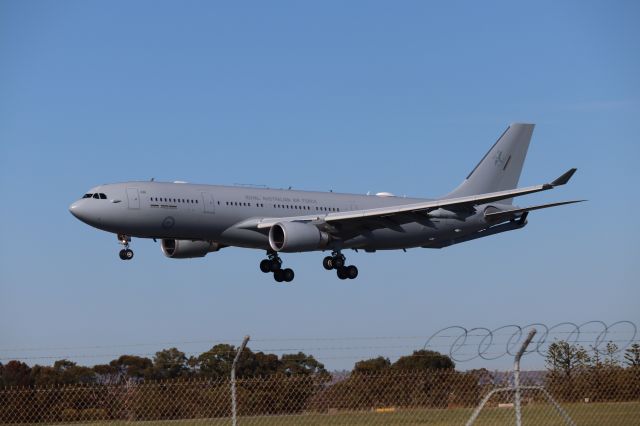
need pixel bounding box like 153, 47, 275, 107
551, 168, 577, 187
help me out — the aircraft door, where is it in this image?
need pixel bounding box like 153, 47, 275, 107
202, 192, 215, 214
126, 188, 140, 209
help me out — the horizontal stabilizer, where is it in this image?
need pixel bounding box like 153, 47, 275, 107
484, 199, 586, 222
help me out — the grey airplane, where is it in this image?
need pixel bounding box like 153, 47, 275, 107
69, 123, 583, 282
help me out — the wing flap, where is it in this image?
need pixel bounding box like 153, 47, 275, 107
484, 199, 586, 222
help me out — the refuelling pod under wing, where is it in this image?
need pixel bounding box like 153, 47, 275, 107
161, 239, 223, 258
268, 221, 330, 252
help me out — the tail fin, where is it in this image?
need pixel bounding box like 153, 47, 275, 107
446, 123, 534, 204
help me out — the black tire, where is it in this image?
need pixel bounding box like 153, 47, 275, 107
119, 249, 127, 260
260, 259, 271, 273
336, 267, 348, 280
273, 269, 285, 282
333, 256, 345, 269
346, 265, 358, 279
125, 249, 134, 260
322, 256, 334, 270
270, 259, 282, 272
283, 268, 295, 282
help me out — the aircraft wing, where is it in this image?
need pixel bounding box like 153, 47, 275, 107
251, 168, 578, 230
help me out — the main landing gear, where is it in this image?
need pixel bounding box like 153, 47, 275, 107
117, 234, 134, 260
323, 251, 358, 280
260, 252, 294, 283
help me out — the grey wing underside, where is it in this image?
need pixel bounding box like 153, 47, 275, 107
234, 168, 581, 240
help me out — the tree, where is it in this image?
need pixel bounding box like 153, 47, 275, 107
624, 343, 640, 368
153, 348, 188, 379
30, 359, 96, 385
393, 350, 455, 371
0, 360, 32, 387
279, 353, 328, 376
353, 357, 391, 374
197, 344, 237, 378
545, 341, 588, 379
603, 342, 620, 368
545, 340, 589, 402
109, 355, 154, 380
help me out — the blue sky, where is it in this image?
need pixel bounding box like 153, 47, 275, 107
1, 1, 638, 371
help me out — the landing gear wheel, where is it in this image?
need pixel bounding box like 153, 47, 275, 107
336, 267, 348, 280
260, 259, 272, 273
273, 269, 285, 282
323, 256, 334, 270
346, 265, 358, 279
117, 234, 133, 260
333, 256, 345, 269
270, 258, 282, 272
283, 268, 295, 282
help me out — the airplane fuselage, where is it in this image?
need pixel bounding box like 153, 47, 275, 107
70, 182, 489, 251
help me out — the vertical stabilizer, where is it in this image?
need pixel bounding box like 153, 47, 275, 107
446, 123, 534, 204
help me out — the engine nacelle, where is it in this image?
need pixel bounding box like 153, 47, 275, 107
268, 222, 329, 252
161, 239, 222, 259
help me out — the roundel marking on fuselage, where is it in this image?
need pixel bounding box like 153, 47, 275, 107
162, 216, 175, 229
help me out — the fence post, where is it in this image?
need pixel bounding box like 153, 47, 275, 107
231, 335, 250, 426
514, 328, 536, 426
466, 328, 537, 426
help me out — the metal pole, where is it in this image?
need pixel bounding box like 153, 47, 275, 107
231, 335, 250, 426
514, 328, 536, 426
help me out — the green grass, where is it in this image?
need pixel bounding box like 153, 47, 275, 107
47, 401, 640, 426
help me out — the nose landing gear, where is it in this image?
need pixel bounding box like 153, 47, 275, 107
323, 252, 358, 280
260, 252, 294, 283
117, 234, 134, 260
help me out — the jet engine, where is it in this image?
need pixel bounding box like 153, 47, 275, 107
268, 222, 330, 252
161, 239, 223, 259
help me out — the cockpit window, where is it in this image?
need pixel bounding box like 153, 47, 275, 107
99, 193, 107, 199
83, 194, 93, 198
93, 193, 100, 199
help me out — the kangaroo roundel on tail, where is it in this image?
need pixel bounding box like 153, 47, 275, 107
447, 123, 535, 204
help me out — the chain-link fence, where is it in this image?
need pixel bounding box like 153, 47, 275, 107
1, 368, 639, 425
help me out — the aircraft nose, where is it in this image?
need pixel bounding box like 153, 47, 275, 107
69, 201, 88, 221
69, 201, 80, 217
